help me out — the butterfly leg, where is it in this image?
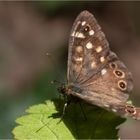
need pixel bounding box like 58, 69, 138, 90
57, 102, 69, 124
62, 102, 68, 117
58, 99, 71, 123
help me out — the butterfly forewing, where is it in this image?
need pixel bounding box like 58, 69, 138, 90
67, 11, 109, 84
65, 10, 140, 120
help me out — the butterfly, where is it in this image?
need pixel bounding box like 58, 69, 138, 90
58, 10, 140, 120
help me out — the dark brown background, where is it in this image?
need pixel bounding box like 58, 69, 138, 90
0, 1, 140, 139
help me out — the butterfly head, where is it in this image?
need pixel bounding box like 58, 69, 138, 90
57, 84, 69, 95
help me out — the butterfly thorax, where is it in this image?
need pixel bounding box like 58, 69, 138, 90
58, 84, 82, 96
58, 84, 72, 96
57, 85, 67, 95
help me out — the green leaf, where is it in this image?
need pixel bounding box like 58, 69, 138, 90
12, 99, 126, 139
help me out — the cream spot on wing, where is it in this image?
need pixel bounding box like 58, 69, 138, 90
101, 68, 107, 75
100, 56, 105, 62
71, 31, 75, 37
111, 88, 115, 92
89, 30, 94, 35
76, 46, 83, 53
75, 57, 83, 62
104, 104, 109, 108
91, 61, 96, 68
86, 42, 93, 49
96, 46, 102, 53
71, 21, 81, 37
75, 32, 85, 38
112, 108, 117, 112
81, 21, 86, 26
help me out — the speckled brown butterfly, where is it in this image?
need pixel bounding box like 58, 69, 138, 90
58, 10, 140, 120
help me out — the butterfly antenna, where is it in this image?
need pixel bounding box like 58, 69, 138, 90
51, 80, 63, 85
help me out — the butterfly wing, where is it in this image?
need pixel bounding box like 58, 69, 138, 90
67, 10, 109, 84
69, 51, 133, 108
67, 11, 137, 119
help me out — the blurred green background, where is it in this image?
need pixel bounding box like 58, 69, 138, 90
0, 1, 140, 138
